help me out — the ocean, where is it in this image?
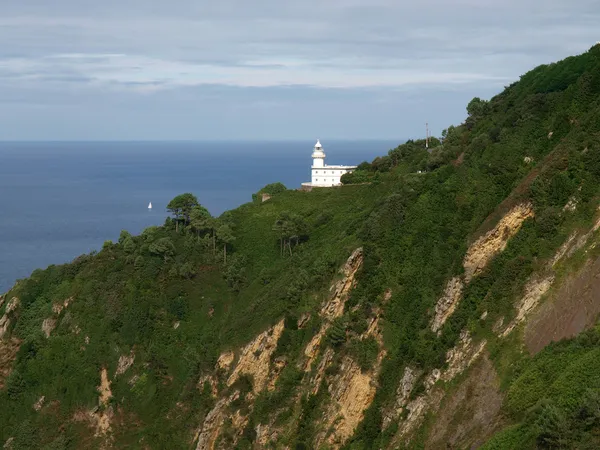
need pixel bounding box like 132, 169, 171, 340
0, 140, 399, 293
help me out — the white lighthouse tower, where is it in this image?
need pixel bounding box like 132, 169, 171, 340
302, 139, 357, 188
312, 139, 326, 169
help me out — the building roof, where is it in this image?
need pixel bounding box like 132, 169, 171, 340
312, 164, 357, 169
314, 139, 322, 149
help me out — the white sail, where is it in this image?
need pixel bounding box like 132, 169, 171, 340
148, 202, 152, 209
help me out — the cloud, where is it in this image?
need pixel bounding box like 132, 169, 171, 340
0, 0, 597, 138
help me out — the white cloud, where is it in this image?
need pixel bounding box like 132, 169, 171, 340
0, 0, 598, 138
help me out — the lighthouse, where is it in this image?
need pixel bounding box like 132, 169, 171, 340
302, 140, 357, 188
311, 139, 326, 168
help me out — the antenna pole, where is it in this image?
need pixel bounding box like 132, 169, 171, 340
426, 122, 429, 149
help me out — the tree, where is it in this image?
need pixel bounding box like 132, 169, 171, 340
217, 224, 235, 264
118, 230, 132, 244
252, 182, 287, 202
190, 205, 213, 243
167, 193, 199, 231
466, 97, 489, 118
272, 212, 309, 256
149, 237, 175, 262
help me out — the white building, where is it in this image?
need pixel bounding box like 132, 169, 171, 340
301, 140, 357, 188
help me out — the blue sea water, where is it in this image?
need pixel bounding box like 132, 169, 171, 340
0, 140, 399, 293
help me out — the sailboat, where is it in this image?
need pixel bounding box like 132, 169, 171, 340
148, 202, 152, 210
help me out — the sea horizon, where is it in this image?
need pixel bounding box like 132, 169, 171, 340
0, 139, 401, 292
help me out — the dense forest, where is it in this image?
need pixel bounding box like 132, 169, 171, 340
1, 44, 600, 449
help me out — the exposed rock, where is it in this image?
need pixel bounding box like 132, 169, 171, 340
309, 347, 334, 395
115, 351, 135, 377
198, 374, 218, 397
552, 231, 578, 266
52, 297, 72, 315
442, 331, 487, 382
267, 357, 287, 391
316, 350, 386, 447
3, 437, 13, 449
0, 338, 20, 389
73, 368, 115, 444
392, 331, 487, 445
383, 288, 393, 303
322, 248, 363, 320
303, 327, 327, 372
426, 354, 504, 449
255, 422, 280, 447
33, 395, 45, 411
463, 203, 534, 282
315, 310, 385, 448
261, 193, 271, 202
216, 351, 234, 372
226, 319, 285, 393
563, 196, 578, 212
195, 394, 237, 450
523, 156, 534, 164
304, 248, 364, 372
173, 321, 180, 329
383, 366, 423, 428
297, 313, 311, 329
0, 297, 19, 339
42, 318, 57, 338
98, 367, 112, 407
501, 274, 554, 337
480, 310, 488, 320
431, 277, 464, 333
96, 367, 114, 437
526, 255, 600, 354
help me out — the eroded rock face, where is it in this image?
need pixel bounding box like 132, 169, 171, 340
0, 297, 20, 339
431, 277, 464, 333
315, 307, 385, 447
322, 247, 364, 321
304, 248, 364, 372
216, 351, 234, 372
391, 331, 487, 445
73, 367, 115, 445
227, 319, 285, 393
316, 354, 384, 447
195, 396, 232, 450
426, 355, 504, 449
383, 366, 423, 428
501, 274, 554, 337
42, 318, 57, 338
193, 249, 365, 450
0, 338, 21, 389
526, 254, 600, 354
463, 203, 534, 282
115, 351, 135, 377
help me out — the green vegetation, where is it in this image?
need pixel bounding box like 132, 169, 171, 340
1, 45, 600, 448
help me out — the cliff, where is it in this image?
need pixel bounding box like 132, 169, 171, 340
1, 45, 600, 449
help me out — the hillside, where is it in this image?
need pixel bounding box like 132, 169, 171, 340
1, 44, 600, 449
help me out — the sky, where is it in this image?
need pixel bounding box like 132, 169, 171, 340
0, 1, 598, 141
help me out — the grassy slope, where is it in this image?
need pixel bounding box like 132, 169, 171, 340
0, 45, 600, 449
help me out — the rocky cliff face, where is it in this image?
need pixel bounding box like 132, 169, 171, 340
193, 248, 369, 449
187, 200, 600, 449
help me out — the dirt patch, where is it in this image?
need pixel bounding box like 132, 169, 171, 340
426, 354, 504, 449
525, 255, 600, 354
451, 151, 465, 167
0, 337, 21, 388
